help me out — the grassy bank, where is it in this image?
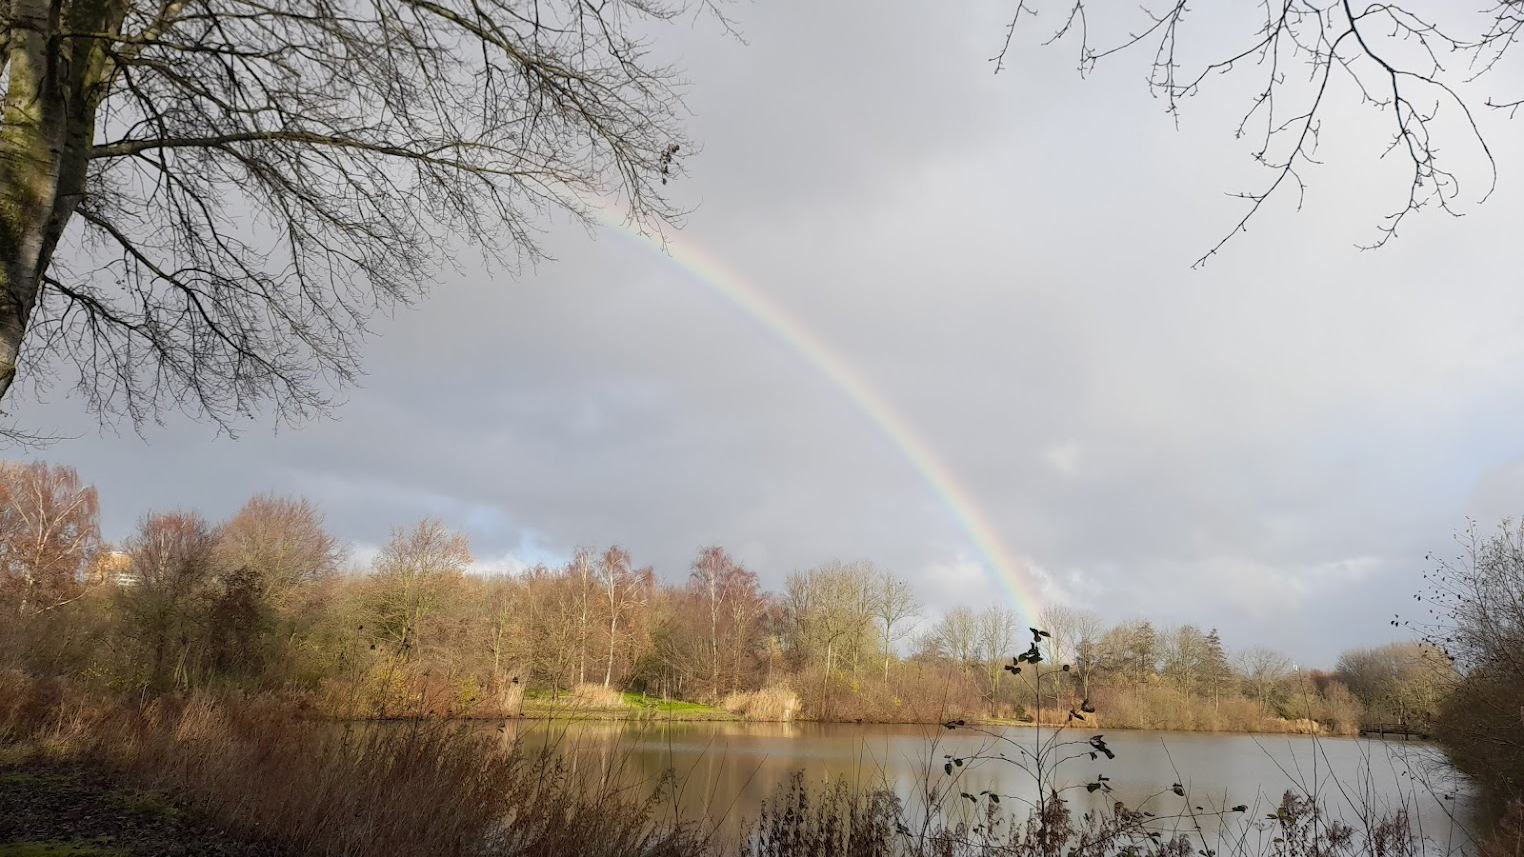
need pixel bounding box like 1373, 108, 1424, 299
513, 689, 737, 721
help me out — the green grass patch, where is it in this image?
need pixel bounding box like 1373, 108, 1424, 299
516, 691, 734, 721
621, 693, 718, 713
0, 841, 123, 857
0, 769, 76, 786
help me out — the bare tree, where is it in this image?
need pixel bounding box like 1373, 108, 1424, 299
477, 572, 525, 691
216, 493, 343, 609
569, 547, 595, 685
1072, 609, 1106, 697
1336, 640, 1454, 724
975, 605, 1020, 697
839, 561, 879, 680
366, 518, 471, 658
1035, 604, 1079, 669
931, 607, 979, 673
520, 562, 580, 689
689, 545, 763, 694
117, 510, 220, 689
1, 0, 715, 427
778, 561, 879, 717
1160, 624, 1208, 696
596, 545, 652, 688
874, 569, 919, 681
1237, 645, 1293, 710
1000, 1, 1518, 264
1424, 519, 1524, 676
0, 461, 102, 614
1103, 619, 1159, 683
1039, 604, 1104, 698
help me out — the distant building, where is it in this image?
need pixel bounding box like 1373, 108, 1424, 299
97, 550, 134, 586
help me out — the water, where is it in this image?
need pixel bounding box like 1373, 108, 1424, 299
492, 720, 1479, 850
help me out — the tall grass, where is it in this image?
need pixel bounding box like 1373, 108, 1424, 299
2, 672, 711, 857
563, 682, 627, 708
720, 688, 801, 722
0, 669, 1493, 857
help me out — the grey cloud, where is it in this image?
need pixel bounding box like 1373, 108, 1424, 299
17, 0, 1524, 666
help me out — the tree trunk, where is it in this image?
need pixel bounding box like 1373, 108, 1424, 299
604, 609, 617, 687
0, 0, 59, 404
1, 0, 131, 411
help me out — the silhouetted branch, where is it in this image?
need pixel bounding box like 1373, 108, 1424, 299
1000, 0, 1513, 265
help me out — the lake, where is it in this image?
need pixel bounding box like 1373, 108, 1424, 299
493, 720, 1479, 851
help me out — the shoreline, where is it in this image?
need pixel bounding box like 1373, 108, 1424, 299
332, 710, 1376, 738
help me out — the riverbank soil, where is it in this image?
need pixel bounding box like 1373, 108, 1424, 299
0, 764, 295, 857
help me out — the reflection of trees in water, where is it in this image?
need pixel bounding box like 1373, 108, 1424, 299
479, 720, 1471, 844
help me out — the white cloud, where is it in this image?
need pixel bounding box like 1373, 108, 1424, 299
470, 551, 533, 576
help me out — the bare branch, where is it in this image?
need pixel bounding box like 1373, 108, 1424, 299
1, 0, 720, 429
1000, 0, 1514, 263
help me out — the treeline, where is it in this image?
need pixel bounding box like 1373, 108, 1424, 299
0, 460, 1454, 734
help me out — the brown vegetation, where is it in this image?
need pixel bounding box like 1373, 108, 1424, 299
1, 672, 711, 857
1, 669, 1450, 857
0, 458, 1455, 736
0, 457, 1508, 856
720, 688, 801, 722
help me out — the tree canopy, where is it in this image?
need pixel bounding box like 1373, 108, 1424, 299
1, 0, 709, 429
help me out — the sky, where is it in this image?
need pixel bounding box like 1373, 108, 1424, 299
15, 1, 1524, 665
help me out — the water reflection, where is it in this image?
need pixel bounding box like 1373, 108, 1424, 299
476, 720, 1477, 849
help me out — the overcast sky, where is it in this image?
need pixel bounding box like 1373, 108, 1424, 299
16, 1, 1524, 664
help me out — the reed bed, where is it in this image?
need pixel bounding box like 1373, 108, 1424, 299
0, 671, 1491, 857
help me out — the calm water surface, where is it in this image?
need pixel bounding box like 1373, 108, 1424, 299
492, 720, 1477, 849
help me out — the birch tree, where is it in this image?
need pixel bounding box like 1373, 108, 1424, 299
0, 460, 101, 614
597, 545, 652, 688
874, 569, 918, 681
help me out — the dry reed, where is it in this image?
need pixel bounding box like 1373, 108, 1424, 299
719, 688, 800, 722
2, 674, 711, 857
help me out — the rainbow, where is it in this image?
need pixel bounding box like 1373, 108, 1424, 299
594, 211, 1042, 622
